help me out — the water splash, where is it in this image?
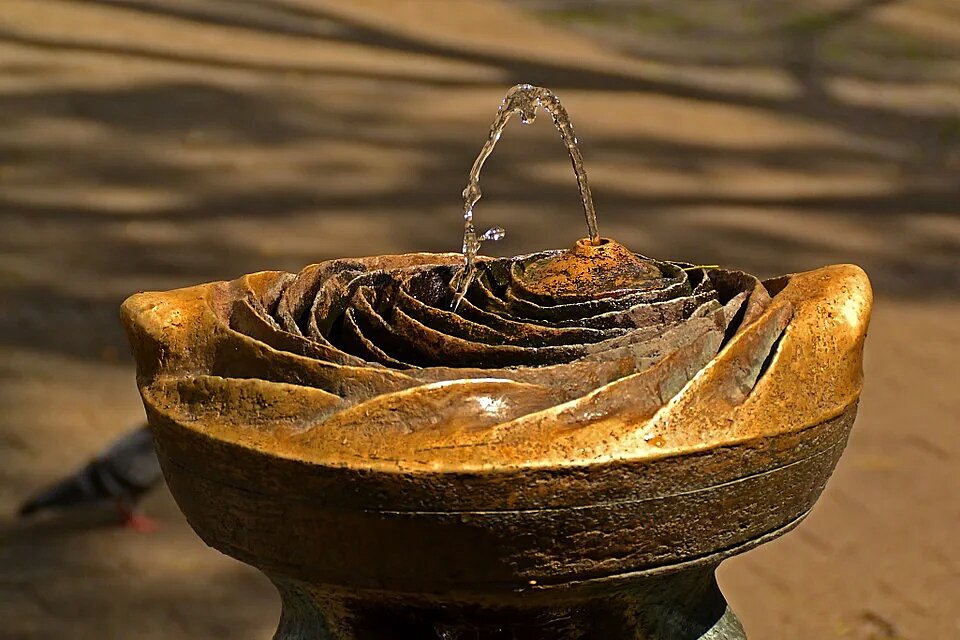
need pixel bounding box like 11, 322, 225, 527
452, 84, 601, 310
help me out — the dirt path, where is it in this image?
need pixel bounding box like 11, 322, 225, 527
1, 1, 958, 638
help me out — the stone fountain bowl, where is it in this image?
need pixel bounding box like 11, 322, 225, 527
122, 256, 871, 639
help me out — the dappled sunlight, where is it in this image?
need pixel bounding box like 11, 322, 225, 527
0, 1, 957, 639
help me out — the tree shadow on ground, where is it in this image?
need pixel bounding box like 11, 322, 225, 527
0, 2, 958, 637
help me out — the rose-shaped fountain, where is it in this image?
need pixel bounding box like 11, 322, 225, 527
123, 86, 871, 639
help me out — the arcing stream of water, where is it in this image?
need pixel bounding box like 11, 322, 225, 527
452, 84, 601, 309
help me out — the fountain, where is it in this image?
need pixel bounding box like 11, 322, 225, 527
122, 85, 871, 639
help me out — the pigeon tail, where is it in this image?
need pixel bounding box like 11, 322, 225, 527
18, 464, 101, 516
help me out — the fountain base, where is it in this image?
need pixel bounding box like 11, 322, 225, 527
270, 565, 745, 640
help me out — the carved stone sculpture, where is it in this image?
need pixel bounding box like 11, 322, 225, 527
122, 236, 871, 639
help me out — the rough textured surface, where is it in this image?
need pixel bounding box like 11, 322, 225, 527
1, 0, 958, 638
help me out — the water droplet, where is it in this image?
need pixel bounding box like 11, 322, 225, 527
481, 227, 506, 242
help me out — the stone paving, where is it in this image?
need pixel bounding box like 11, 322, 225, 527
0, 1, 958, 638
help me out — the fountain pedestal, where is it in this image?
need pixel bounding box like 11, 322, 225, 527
271, 566, 743, 640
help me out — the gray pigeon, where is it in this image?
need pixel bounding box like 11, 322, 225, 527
18, 424, 163, 532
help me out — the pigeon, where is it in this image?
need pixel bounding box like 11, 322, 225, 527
18, 424, 163, 532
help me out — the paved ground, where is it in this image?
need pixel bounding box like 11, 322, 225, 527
0, 1, 958, 638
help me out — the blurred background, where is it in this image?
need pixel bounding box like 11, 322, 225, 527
0, 1, 957, 638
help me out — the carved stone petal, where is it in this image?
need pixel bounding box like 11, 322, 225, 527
123, 262, 870, 470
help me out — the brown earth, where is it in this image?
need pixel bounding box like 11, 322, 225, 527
0, 1, 958, 638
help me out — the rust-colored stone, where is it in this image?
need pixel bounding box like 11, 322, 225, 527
122, 243, 872, 639
515, 237, 662, 300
